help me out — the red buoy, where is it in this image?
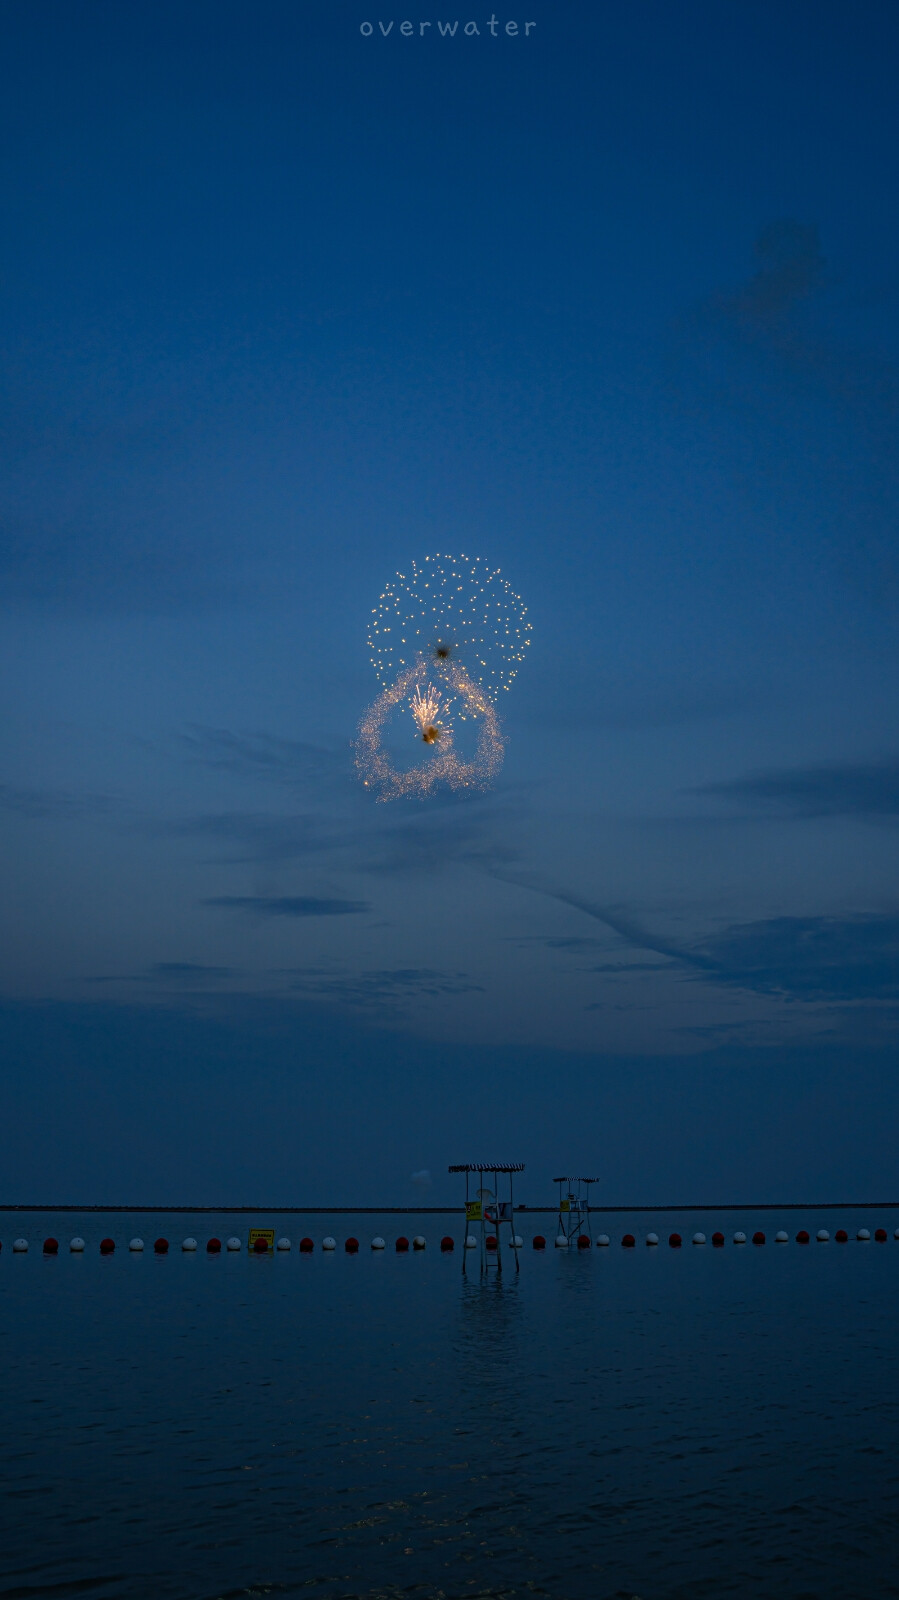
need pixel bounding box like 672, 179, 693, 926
43, 1237, 59, 1254
154, 1237, 169, 1254
299, 1237, 314, 1252
875, 1227, 888, 1242
669, 1232, 682, 1248
796, 1230, 810, 1244
622, 1233, 636, 1248
752, 1231, 765, 1245
486, 1234, 498, 1250
206, 1238, 221, 1253
100, 1237, 115, 1254
533, 1234, 546, 1249
712, 1232, 725, 1247
440, 1236, 454, 1251
395, 1236, 409, 1252
345, 1237, 359, 1253
253, 1237, 269, 1254
577, 1234, 591, 1249
835, 1229, 848, 1243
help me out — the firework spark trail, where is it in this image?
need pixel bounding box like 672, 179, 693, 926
356, 659, 504, 801
410, 683, 450, 744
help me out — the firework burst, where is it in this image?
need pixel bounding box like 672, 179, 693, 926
356, 659, 503, 801
357, 554, 531, 801
368, 553, 532, 716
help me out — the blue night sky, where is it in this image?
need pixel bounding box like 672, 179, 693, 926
2, 0, 898, 1204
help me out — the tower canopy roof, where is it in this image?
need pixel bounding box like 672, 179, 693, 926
448, 1162, 525, 1173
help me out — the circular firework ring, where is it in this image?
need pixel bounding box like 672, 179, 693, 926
368, 553, 532, 714
356, 658, 504, 802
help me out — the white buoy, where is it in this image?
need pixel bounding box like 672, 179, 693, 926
182, 1237, 197, 1251
692, 1232, 706, 1245
733, 1231, 747, 1244
371, 1236, 386, 1250
596, 1233, 610, 1246
464, 1234, 478, 1248
129, 1238, 144, 1252
226, 1237, 241, 1251
412, 1235, 426, 1250
817, 1228, 830, 1242
775, 1231, 789, 1243
645, 1232, 659, 1246
276, 1237, 291, 1251
857, 1228, 871, 1241
555, 1234, 569, 1248
509, 1234, 523, 1248
894, 1227, 899, 1240
12, 1238, 28, 1253
70, 1237, 85, 1252
322, 1236, 336, 1251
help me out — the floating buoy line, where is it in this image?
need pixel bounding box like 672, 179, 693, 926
4, 1226, 899, 1256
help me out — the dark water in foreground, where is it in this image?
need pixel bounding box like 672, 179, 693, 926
1, 1210, 898, 1600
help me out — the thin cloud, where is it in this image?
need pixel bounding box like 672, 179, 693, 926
180, 726, 348, 793
284, 966, 483, 1013
489, 868, 899, 1011
487, 869, 720, 975
204, 895, 370, 917
716, 219, 826, 325
87, 962, 235, 986
162, 810, 349, 864
694, 757, 899, 819
695, 913, 899, 1002
0, 781, 117, 820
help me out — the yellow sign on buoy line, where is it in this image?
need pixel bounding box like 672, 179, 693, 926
248, 1228, 275, 1253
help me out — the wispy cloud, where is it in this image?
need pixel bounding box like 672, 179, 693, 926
204, 895, 370, 917
162, 810, 349, 864
87, 961, 235, 986
180, 726, 348, 794
283, 965, 482, 1013
694, 757, 899, 819
149, 961, 235, 980
487, 870, 719, 975
697, 219, 899, 415
0, 781, 117, 820
695, 913, 899, 1002
715, 219, 826, 326
673, 221, 899, 597
490, 869, 899, 1011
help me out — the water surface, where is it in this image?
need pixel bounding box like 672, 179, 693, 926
1, 1209, 897, 1599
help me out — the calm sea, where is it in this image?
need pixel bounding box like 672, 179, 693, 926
1, 1209, 897, 1600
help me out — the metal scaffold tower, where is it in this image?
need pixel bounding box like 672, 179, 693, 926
449, 1162, 525, 1274
554, 1176, 596, 1246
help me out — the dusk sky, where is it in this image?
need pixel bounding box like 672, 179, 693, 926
2, 0, 898, 1204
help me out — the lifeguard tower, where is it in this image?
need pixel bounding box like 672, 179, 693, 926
449, 1162, 524, 1274
554, 1176, 596, 1245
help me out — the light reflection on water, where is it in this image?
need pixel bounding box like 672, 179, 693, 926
0, 1210, 897, 1599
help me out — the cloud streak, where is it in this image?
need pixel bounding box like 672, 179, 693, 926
490, 870, 899, 1009
283, 966, 483, 1014
204, 896, 370, 918
488, 870, 720, 975
694, 757, 899, 819
695, 914, 899, 1002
